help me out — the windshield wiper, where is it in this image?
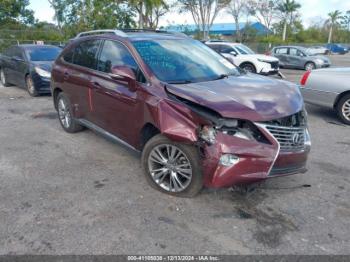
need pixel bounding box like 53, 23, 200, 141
167, 80, 193, 84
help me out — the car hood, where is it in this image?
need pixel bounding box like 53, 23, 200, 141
31, 61, 53, 72
166, 74, 303, 122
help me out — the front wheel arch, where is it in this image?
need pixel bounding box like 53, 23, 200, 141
334, 90, 350, 109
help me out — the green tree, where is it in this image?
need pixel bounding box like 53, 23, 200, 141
128, 0, 169, 29
178, 0, 230, 39
49, 0, 136, 37
277, 0, 301, 41
327, 10, 342, 43
0, 0, 35, 25
341, 10, 350, 31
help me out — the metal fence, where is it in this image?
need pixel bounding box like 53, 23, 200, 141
0, 39, 67, 52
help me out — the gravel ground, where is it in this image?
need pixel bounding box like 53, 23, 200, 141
0, 54, 349, 255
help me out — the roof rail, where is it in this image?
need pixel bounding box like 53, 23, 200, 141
75, 29, 128, 38
205, 40, 224, 43
74, 28, 189, 39
122, 28, 189, 38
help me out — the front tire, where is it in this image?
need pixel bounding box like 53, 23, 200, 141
336, 94, 350, 125
240, 63, 256, 74
0, 69, 11, 87
141, 134, 203, 198
26, 75, 38, 97
304, 62, 316, 71
56, 92, 84, 133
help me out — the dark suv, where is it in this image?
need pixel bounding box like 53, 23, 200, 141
51, 29, 311, 197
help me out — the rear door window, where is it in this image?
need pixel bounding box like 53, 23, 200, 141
12, 47, 24, 60
73, 40, 101, 69
207, 45, 222, 53
275, 48, 288, 54
221, 45, 235, 54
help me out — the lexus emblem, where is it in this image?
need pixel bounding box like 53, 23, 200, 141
291, 132, 301, 145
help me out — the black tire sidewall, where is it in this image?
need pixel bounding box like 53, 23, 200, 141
141, 134, 203, 198
336, 94, 350, 125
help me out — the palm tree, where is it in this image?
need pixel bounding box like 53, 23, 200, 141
277, 0, 301, 41
129, 0, 167, 29
327, 10, 342, 43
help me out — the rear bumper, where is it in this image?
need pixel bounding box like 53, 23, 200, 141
202, 126, 310, 188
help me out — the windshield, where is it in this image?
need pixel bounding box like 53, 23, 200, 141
235, 44, 255, 55
26, 47, 61, 61
132, 39, 240, 84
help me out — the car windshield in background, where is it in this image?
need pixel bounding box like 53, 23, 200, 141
26, 47, 61, 61
235, 44, 255, 55
132, 39, 240, 84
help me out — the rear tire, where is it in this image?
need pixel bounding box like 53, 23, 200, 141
141, 134, 203, 198
56, 92, 84, 133
0, 68, 11, 87
26, 75, 38, 97
336, 94, 350, 125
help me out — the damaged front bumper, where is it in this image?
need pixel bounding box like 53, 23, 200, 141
201, 124, 311, 188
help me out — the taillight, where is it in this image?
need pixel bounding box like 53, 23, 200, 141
300, 71, 311, 86
265, 51, 272, 56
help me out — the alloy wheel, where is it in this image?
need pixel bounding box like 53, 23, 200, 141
26, 76, 36, 95
242, 64, 255, 73
342, 99, 350, 121
148, 144, 193, 193
58, 98, 71, 129
0, 70, 5, 86
305, 63, 315, 71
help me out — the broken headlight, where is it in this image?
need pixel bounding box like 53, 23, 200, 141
199, 126, 217, 144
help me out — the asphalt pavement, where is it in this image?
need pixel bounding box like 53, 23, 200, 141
0, 54, 349, 255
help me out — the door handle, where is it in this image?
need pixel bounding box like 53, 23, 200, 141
91, 81, 102, 90
63, 71, 70, 80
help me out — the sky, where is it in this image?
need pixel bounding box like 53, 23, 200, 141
29, 0, 350, 27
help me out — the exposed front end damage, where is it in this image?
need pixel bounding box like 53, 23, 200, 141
158, 91, 311, 188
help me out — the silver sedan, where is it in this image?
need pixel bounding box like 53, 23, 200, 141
300, 67, 350, 125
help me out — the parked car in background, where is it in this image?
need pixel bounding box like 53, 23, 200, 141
51, 29, 310, 197
205, 41, 280, 75
307, 46, 330, 55
326, 43, 349, 55
0, 44, 61, 96
300, 67, 350, 125
271, 46, 331, 70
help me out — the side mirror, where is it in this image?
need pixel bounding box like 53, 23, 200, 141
110, 65, 137, 91
12, 56, 24, 62
110, 65, 136, 80
230, 51, 238, 56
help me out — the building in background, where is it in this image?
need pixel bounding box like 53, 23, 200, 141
165, 22, 271, 38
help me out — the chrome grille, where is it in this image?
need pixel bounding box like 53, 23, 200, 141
265, 125, 306, 152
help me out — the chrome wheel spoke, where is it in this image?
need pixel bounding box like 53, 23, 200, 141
342, 99, 350, 120
58, 98, 71, 128
148, 144, 192, 193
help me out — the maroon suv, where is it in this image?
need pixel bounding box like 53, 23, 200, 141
51, 29, 311, 197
